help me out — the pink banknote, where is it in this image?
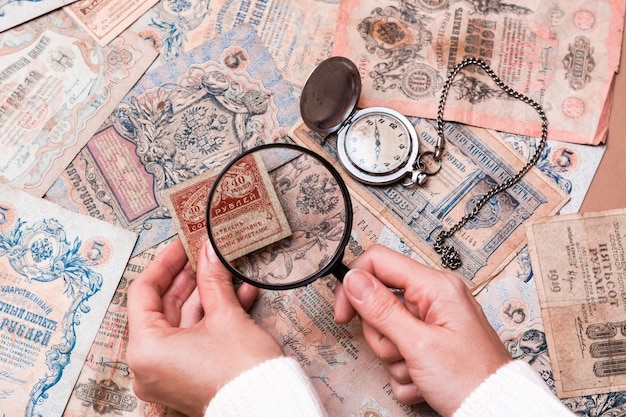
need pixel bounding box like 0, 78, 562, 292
332, 0, 625, 144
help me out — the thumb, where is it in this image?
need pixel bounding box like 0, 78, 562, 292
195, 240, 241, 314
342, 268, 424, 346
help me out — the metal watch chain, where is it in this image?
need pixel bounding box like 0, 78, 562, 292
432, 57, 548, 270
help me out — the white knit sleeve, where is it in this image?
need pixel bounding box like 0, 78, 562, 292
204, 356, 327, 417
453, 360, 574, 417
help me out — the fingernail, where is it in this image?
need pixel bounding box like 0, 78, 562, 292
344, 269, 376, 302
205, 240, 219, 263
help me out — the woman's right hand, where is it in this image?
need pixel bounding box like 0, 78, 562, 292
334, 244, 512, 417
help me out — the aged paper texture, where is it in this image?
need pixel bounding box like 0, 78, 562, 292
44, 25, 300, 256
207, 152, 292, 263
130, 0, 339, 87
189, 0, 339, 88
0, 184, 137, 417
295, 119, 570, 291
0, 10, 158, 197
64, 0, 160, 46
527, 208, 626, 398
489, 131, 604, 216
333, 0, 626, 144
167, 149, 352, 286
217, 150, 351, 287
163, 171, 217, 270
165, 152, 294, 269
476, 243, 626, 416
248, 195, 435, 415
0, 0, 78, 32
60, 238, 186, 417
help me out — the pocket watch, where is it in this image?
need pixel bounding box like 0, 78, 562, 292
301, 57, 549, 272
300, 56, 441, 186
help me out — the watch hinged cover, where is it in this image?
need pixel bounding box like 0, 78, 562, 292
300, 56, 362, 136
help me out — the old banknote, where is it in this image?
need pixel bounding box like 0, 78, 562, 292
333, 0, 625, 145
527, 208, 626, 398
207, 152, 292, 263
490, 131, 605, 215
475, 246, 626, 416
66, 195, 617, 417
44, 25, 300, 256
0, 0, 78, 31
163, 171, 217, 270
0, 10, 158, 197
165, 152, 293, 268
0, 184, 137, 417
295, 118, 570, 291
60, 237, 187, 417
129, 0, 339, 87
64, 0, 160, 46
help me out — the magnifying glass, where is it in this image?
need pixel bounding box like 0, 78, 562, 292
206, 143, 352, 290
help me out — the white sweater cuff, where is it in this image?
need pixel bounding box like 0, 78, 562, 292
204, 356, 327, 417
453, 360, 573, 417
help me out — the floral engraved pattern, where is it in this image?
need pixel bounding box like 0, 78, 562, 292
357, 5, 439, 96
0, 202, 16, 231
165, 0, 192, 13
357, 1, 534, 99
231, 155, 348, 285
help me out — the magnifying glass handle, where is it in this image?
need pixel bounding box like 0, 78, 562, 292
332, 262, 350, 282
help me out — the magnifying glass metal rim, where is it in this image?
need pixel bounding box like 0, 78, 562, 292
206, 142, 353, 290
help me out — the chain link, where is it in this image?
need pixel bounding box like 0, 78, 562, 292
433, 57, 549, 270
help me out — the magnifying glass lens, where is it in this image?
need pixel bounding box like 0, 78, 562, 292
207, 144, 351, 290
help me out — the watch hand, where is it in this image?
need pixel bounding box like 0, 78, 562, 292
374, 119, 381, 160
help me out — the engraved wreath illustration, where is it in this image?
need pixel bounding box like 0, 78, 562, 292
85, 53, 282, 233
0, 201, 105, 416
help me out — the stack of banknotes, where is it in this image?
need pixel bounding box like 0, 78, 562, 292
1, 0, 625, 416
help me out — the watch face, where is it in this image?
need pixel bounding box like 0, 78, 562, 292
345, 112, 412, 175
